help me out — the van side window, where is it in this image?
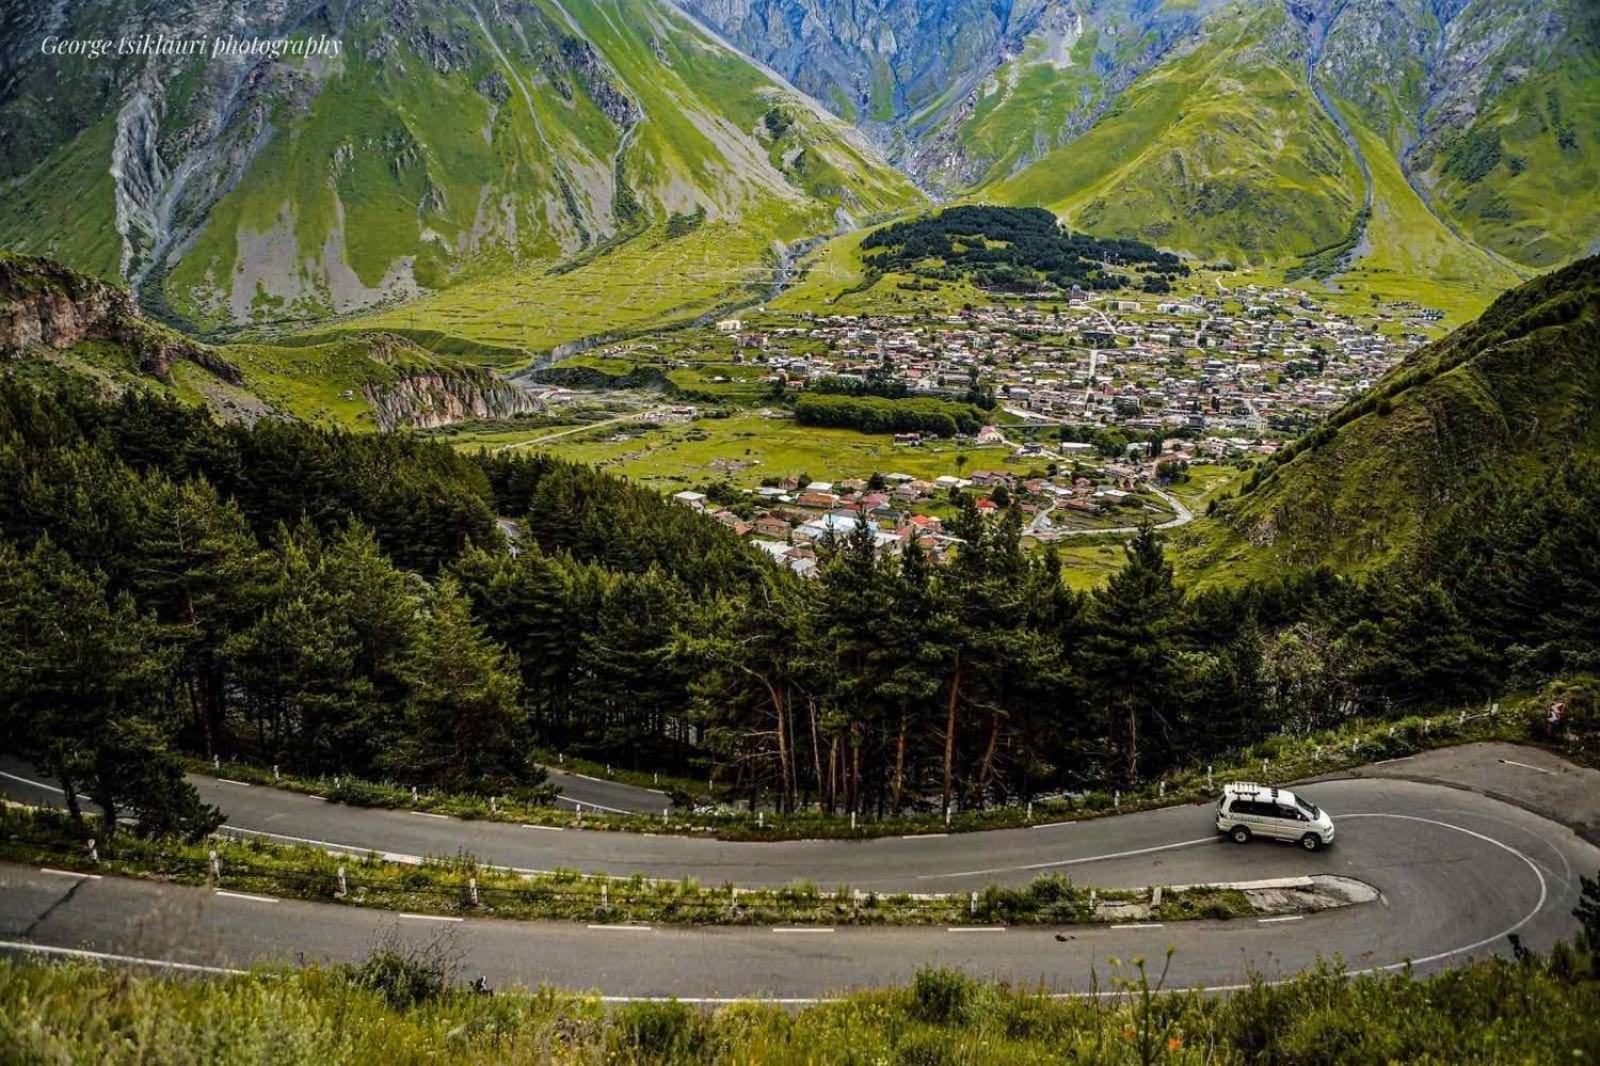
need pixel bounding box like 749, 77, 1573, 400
1276, 805, 1300, 820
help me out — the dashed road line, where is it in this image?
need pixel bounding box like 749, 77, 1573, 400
411, 811, 450, 820
587, 924, 652, 932
38, 868, 101, 880
1257, 915, 1304, 924
946, 926, 1006, 933
1030, 820, 1075, 830
902, 833, 947, 839
1111, 923, 1165, 930
216, 778, 253, 787
772, 927, 833, 934
522, 823, 565, 832
399, 913, 463, 923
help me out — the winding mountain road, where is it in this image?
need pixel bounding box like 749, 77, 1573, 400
2, 744, 1595, 1001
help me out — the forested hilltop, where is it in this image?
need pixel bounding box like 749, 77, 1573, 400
860, 206, 1187, 294
3, 256, 1599, 830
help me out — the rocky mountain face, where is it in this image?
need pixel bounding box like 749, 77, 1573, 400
0, 0, 917, 330
0, 253, 239, 383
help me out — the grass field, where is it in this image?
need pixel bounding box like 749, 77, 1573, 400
457, 408, 1017, 490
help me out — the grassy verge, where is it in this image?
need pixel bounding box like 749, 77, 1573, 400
182, 698, 1540, 842
0, 807, 1273, 927
3, 945, 1598, 1064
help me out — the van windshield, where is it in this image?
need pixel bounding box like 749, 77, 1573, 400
1296, 797, 1321, 819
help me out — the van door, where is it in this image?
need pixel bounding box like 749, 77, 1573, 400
1271, 804, 1304, 839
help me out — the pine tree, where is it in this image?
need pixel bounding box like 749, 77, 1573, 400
393, 578, 525, 791
1083, 526, 1182, 788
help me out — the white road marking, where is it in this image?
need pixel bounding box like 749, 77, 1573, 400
216, 778, 253, 787
0, 940, 247, 976
39, 867, 101, 880
218, 825, 396, 859
555, 796, 634, 815
772, 927, 833, 934
587, 924, 652, 931
946, 926, 1006, 933
411, 811, 450, 820
902, 833, 948, 839
1498, 759, 1556, 775
522, 823, 565, 831
0, 770, 75, 796
215, 891, 277, 904
1111, 923, 1164, 930
1257, 915, 1304, 924
1030, 821, 1076, 830
399, 913, 462, 923
1340, 813, 1549, 970
921, 836, 1216, 880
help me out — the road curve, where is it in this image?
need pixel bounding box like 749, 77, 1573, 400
2, 746, 1596, 1000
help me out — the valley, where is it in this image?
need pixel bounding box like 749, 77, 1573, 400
2, 2, 1599, 1055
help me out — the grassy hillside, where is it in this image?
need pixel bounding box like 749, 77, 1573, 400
0, 0, 919, 342
1416, 53, 1600, 269
985, 5, 1364, 265
1176, 255, 1600, 582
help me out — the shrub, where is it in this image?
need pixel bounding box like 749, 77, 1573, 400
613, 1000, 704, 1057
346, 939, 454, 1009
911, 967, 974, 1025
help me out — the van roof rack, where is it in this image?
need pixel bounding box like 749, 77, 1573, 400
1225, 781, 1280, 797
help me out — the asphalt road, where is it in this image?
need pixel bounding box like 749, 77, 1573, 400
3, 746, 1596, 1000
540, 765, 669, 814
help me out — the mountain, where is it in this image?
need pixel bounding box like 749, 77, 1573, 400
0, 0, 920, 335
1175, 253, 1600, 582
685, 0, 1597, 282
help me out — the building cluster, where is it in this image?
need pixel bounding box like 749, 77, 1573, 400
730, 287, 1423, 435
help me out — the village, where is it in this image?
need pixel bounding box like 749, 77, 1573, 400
514, 282, 1431, 578
715, 281, 1428, 439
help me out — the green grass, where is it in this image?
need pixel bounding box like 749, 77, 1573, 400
0, 117, 123, 281
456, 409, 1014, 490
5, 939, 1598, 1063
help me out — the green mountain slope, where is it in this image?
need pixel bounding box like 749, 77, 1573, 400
983, 4, 1364, 265
1175, 255, 1600, 581
0, 0, 919, 338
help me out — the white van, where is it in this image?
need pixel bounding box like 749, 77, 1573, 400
1215, 782, 1335, 851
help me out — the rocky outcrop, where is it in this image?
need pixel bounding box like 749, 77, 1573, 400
362, 366, 544, 431
0, 254, 240, 384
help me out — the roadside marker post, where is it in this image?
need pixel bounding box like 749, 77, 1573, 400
469, 877, 479, 906
273, 764, 280, 783
1026, 801, 1033, 821
1113, 790, 1119, 811
969, 891, 977, 916
1158, 781, 1166, 799
336, 866, 347, 898
86, 838, 98, 864
213, 755, 220, 770
1207, 765, 1213, 790
209, 849, 221, 883
490, 796, 497, 814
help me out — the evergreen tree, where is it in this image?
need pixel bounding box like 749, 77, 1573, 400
0, 538, 218, 840
1083, 526, 1182, 787
392, 578, 526, 791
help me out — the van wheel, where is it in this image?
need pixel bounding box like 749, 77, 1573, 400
1300, 833, 1321, 852
1230, 826, 1251, 844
